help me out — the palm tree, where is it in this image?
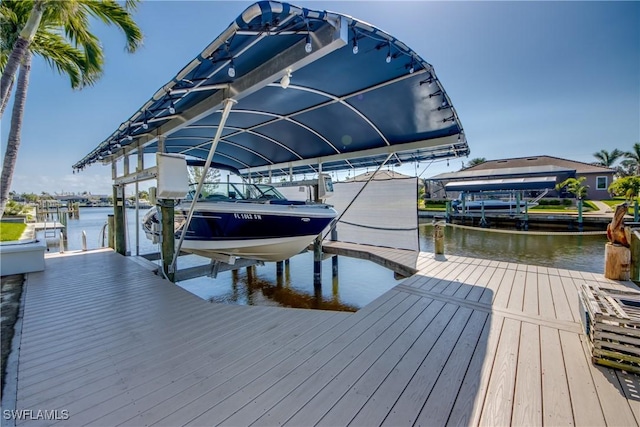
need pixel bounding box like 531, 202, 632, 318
0, 0, 44, 113
623, 142, 640, 175
556, 177, 589, 200
462, 157, 486, 170
0, 0, 143, 217
593, 149, 624, 168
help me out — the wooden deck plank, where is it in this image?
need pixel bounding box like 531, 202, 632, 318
18, 306, 280, 406
68, 312, 348, 426
548, 273, 574, 322
478, 266, 506, 306
558, 275, 581, 323
492, 268, 516, 309
26, 308, 326, 416
523, 269, 539, 316
375, 307, 475, 426
310, 300, 448, 427
558, 330, 606, 426
464, 264, 496, 303
511, 322, 542, 426
143, 294, 418, 426
447, 315, 505, 427
413, 310, 489, 427
345, 303, 461, 427
540, 326, 574, 426
478, 317, 521, 427
579, 335, 639, 427
537, 270, 556, 320
250, 297, 438, 426
507, 270, 526, 312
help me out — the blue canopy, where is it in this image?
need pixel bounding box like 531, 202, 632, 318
73, 1, 468, 179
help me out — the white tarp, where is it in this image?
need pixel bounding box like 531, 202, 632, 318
329, 177, 418, 251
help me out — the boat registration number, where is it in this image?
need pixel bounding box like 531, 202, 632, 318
234, 213, 263, 220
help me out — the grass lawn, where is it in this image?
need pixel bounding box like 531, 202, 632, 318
601, 199, 637, 215
529, 205, 576, 212
0, 223, 26, 242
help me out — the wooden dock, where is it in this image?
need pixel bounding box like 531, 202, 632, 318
3, 247, 639, 426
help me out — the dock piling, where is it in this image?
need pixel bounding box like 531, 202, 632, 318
107, 214, 115, 249
434, 221, 445, 255
313, 235, 322, 288
159, 199, 176, 281
113, 185, 127, 255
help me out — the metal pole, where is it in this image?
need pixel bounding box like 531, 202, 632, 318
172, 98, 237, 272
135, 180, 140, 256
635, 199, 639, 222
314, 162, 324, 288
578, 198, 584, 232
524, 198, 529, 231
480, 201, 488, 228
59, 232, 64, 254
82, 230, 87, 251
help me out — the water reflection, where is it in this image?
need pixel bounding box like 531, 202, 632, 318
419, 223, 606, 273
211, 264, 358, 311
178, 251, 399, 311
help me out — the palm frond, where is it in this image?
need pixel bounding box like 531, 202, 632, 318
81, 0, 143, 53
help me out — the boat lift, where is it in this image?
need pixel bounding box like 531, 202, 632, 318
72, 1, 470, 284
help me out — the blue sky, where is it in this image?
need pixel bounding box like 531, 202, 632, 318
1, 0, 638, 195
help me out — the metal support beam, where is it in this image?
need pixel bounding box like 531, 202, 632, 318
171, 98, 237, 272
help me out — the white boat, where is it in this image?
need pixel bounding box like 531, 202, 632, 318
143, 181, 337, 262
452, 198, 537, 213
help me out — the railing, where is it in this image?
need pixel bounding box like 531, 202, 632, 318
531, 188, 550, 204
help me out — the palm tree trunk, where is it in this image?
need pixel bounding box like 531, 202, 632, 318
0, 0, 44, 117
0, 79, 14, 117
0, 52, 32, 217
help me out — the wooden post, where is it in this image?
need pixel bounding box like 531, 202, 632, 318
635, 199, 639, 222
313, 235, 322, 288
276, 261, 284, 276
578, 198, 584, 232
159, 199, 175, 281
524, 199, 529, 231
113, 185, 127, 255
604, 243, 631, 280
60, 211, 68, 244
631, 229, 640, 281
107, 214, 115, 249
445, 200, 451, 223
434, 221, 445, 254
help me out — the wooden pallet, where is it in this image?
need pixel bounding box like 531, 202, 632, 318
578, 283, 640, 374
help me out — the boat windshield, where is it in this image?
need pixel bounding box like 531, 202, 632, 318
185, 182, 287, 202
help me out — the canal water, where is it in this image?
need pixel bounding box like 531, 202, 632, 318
45, 207, 607, 311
